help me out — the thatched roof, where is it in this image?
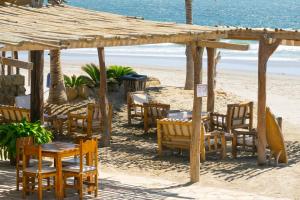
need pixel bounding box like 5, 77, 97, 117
0, 5, 227, 51
0, 4, 299, 51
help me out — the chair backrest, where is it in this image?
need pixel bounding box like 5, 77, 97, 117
86, 103, 113, 134
0, 105, 30, 123
16, 137, 34, 166
23, 144, 42, 172
144, 103, 170, 125
128, 92, 149, 105
79, 139, 98, 172
226, 101, 253, 131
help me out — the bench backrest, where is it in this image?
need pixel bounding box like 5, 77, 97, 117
157, 118, 193, 139
0, 105, 30, 123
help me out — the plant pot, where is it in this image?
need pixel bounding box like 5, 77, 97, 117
66, 87, 78, 101
107, 79, 119, 92
78, 85, 90, 99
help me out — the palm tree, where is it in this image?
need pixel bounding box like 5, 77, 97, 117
184, 0, 194, 90
47, 49, 68, 104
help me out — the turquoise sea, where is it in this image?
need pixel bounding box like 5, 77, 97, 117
63, 0, 300, 75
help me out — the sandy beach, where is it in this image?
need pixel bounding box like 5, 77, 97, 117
34, 55, 300, 141
14, 52, 300, 199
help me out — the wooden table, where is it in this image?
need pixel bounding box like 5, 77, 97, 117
42, 142, 79, 200
167, 111, 207, 120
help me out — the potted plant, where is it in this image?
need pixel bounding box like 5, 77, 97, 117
106, 65, 136, 85
0, 120, 53, 165
64, 75, 86, 101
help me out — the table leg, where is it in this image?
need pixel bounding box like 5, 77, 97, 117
55, 155, 63, 200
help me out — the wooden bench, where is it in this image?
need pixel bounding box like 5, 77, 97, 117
0, 105, 30, 123
157, 118, 226, 161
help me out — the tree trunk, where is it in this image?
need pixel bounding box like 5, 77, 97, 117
48, 49, 68, 104
97, 47, 110, 147
184, 0, 194, 90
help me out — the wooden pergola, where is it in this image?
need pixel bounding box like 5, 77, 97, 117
0, 4, 300, 183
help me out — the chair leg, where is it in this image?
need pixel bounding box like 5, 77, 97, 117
94, 173, 98, 197
38, 176, 42, 200
79, 175, 83, 200
47, 177, 50, 191
221, 135, 226, 159
232, 135, 237, 158
22, 175, 26, 199
16, 169, 20, 191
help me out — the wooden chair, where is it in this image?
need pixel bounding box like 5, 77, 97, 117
0, 105, 30, 123
127, 92, 170, 132
22, 145, 57, 200
157, 118, 226, 161
209, 101, 254, 134
143, 102, 170, 133
68, 103, 113, 137
16, 137, 34, 191
63, 139, 98, 199
209, 102, 254, 156
127, 91, 149, 125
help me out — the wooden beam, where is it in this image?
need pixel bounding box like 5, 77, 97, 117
0, 33, 228, 51
281, 39, 300, 46
197, 41, 249, 51
257, 37, 280, 165
190, 44, 204, 183
97, 47, 110, 146
0, 57, 33, 70
207, 48, 216, 113
30, 50, 44, 123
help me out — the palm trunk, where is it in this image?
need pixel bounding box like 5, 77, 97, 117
48, 49, 68, 104
184, 0, 194, 90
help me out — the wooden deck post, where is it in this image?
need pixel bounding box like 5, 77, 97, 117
30, 50, 44, 123
13, 51, 20, 74
190, 44, 204, 183
97, 47, 110, 146
1, 52, 5, 75
257, 37, 280, 165
206, 48, 216, 113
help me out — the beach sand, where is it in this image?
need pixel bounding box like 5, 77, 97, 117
17, 58, 300, 199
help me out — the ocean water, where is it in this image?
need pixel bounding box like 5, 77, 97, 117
65, 0, 300, 75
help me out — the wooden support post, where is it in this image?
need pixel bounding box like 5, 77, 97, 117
1, 52, 5, 75
190, 44, 204, 183
28, 52, 31, 86
206, 48, 216, 113
30, 50, 44, 123
13, 51, 20, 74
257, 37, 280, 165
97, 47, 110, 146
7, 51, 12, 75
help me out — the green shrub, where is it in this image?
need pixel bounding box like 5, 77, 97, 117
0, 120, 53, 160
106, 65, 136, 84
80, 63, 100, 88
64, 75, 86, 88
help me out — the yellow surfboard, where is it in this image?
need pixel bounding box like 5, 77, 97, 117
266, 107, 288, 164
